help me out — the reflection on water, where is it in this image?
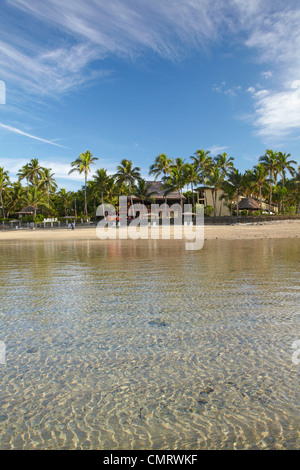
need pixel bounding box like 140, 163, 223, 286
0, 238, 299, 449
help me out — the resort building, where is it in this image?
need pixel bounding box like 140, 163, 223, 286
196, 187, 231, 216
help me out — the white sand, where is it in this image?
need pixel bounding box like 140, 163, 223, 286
0, 220, 299, 242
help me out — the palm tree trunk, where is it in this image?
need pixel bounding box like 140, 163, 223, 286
282, 171, 286, 213
84, 172, 88, 216
0, 190, 5, 218
191, 182, 195, 209
259, 186, 262, 214
269, 169, 274, 212
236, 190, 239, 217
213, 190, 217, 216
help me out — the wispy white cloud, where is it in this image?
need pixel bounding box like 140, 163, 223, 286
1, 156, 120, 185
209, 145, 229, 156
261, 71, 273, 80
0, 39, 105, 96
250, 81, 300, 139
0, 122, 66, 147
212, 82, 242, 97
0, 80, 6, 104
1, 0, 300, 141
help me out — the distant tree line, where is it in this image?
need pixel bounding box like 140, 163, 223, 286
0, 149, 299, 221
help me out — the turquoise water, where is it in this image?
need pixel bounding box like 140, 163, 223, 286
0, 238, 299, 449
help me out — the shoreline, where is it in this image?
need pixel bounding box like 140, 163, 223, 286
0, 219, 299, 242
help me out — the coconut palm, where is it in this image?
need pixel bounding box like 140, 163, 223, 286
220, 181, 236, 216
191, 149, 213, 206
251, 164, 271, 213
6, 182, 25, 217
69, 150, 98, 216
171, 157, 186, 171
22, 186, 50, 219
0, 167, 10, 218
288, 167, 300, 213
276, 152, 297, 188
242, 169, 255, 197
215, 152, 235, 177
57, 188, 73, 217
38, 168, 57, 205
106, 176, 118, 205
205, 165, 225, 216
115, 159, 141, 207
183, 163, 200, 208
93, 168, 109, 207
26, 158, 44, 189
133, 179, 156, 203
161, 167, 186, 209
149, 154, 173, 181
259, 149, 279, 211
17, 163, 31, 194
227, 169, 244, 217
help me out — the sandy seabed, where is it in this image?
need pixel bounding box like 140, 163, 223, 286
0, 219, 299, 242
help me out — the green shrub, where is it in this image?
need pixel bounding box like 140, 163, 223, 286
205, 205, 215, 217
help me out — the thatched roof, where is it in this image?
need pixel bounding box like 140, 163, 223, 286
238, 197, 261, 210
144, 181, 185, 200
14, 205, 35, 214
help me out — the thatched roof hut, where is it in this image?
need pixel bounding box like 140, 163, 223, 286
14, 205, 35, 216
144, 181, 185, 202
238, 197, 261, 211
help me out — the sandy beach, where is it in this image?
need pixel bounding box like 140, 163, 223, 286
0, 219, 299, 242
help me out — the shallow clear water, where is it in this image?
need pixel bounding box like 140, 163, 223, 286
0, 238, 299, 449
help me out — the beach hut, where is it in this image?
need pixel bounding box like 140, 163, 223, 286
134, 181, 186, 206
238, 197, 261, 211
14, 206, 35, 218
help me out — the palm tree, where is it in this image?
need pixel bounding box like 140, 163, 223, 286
69, 150, 98, 216
133, 179, 156, 204
0, 167, 10, 218
17, 163, 31, 194
227, 169, 244, 217
38, 168, 57, 205
171, 157, 186, 171
93, 168, 109, 207
242, 169, 255, 197
57, 188, 72, 217
106, 176, 118, 206
27, 158, 44, 189
162, 167, 186, 209
183, 163, 200, 208
276, 152, 297, 188
251, 164, 271, 213
259, 149, 278, 211
220, 181, 236, 216
22, 186, 49, 219
6, 182, 25, 217
215, 152, 235, 177
115, 159, 141, 208
149, 154, 173, 181
191, 149, 213, 206
289, 166, 300, 213
205, 164, 225, 216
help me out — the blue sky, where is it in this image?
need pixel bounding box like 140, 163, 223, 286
0, 0, 299, 190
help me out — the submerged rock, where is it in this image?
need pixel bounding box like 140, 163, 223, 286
148, 320, 167, 327
199, 386, 214, 395
26, 347, 38, 354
